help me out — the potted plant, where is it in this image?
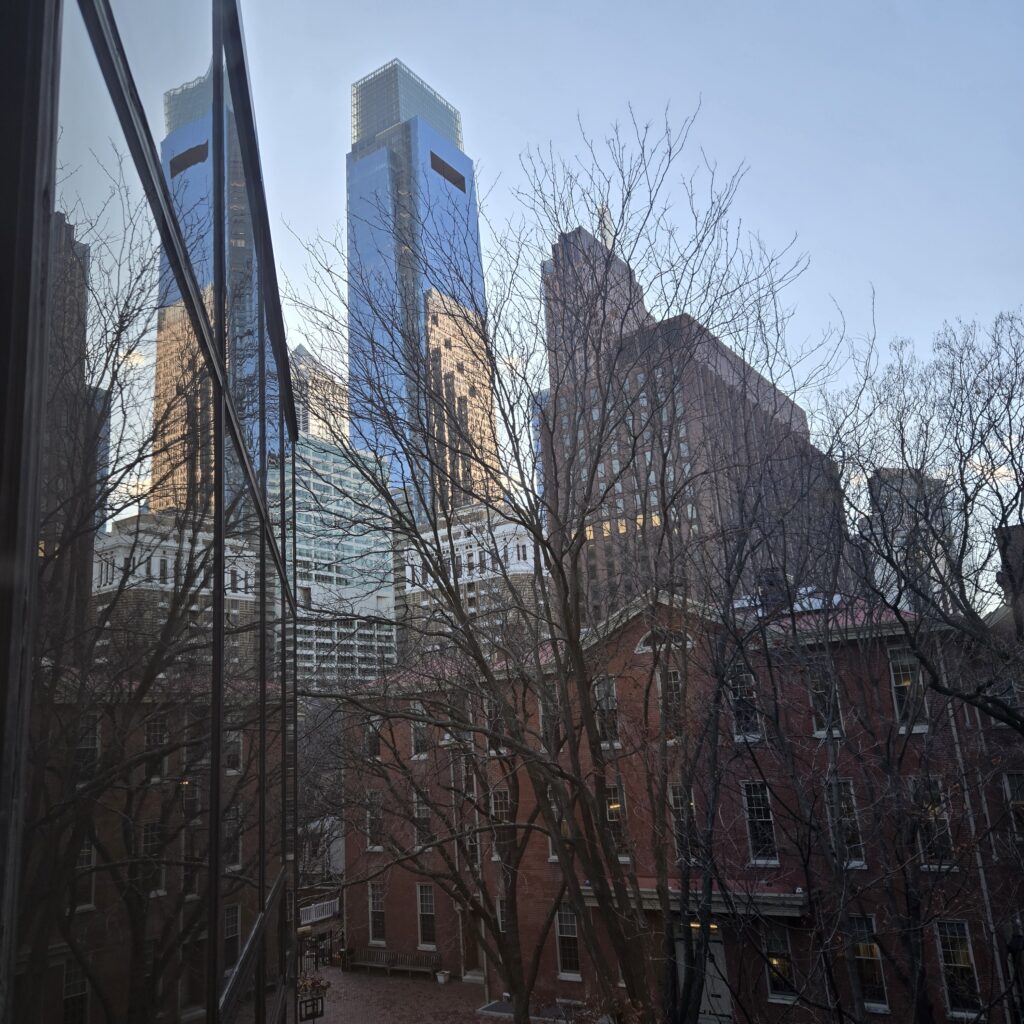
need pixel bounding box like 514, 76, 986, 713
298, 973, 331, 1021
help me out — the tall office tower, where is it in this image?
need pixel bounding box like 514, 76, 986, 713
289, 345, 395, 688
862, 468, 955, 612
151, 66, 257, 512
346, 60, 495, 517
539, 225, 843, 619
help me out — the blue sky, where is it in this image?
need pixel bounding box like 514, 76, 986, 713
238, 0, 1022, 357
90, 1, 1023, 363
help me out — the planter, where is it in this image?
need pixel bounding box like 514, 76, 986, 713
435, 969, 451, 985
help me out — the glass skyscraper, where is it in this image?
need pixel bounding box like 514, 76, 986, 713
346, 60, 488, 511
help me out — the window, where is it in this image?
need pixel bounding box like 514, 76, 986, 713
743, 782, 778, 864
548, 789, 565, 860
593, 676, 619, 745
936, 921, 981, 1016
491, 788, 513, 856
889, 647, 928, 731
913, 777, 953, 867
369, 882, 386, 944
557, 902, 581, 977
366, 792, 384, 851
224, 904, 240, 970
828, 779, 866, 867
366, 717, 382, 758
669, 784, 694, 863
430, 151, 466, 192
605, 783, 628, 858
74, 713, 100, 783
763, 922, 796, 1000
140, 821, 165, 894
482, 696, 505, 755
71, 837, 95, 910
730, 672, 761, 741
417, 883, 436, 947
497, 895, 508, 933
849, 916, 887, 1010
181, 775, 203, 819
182, 827, 200, 898
224, 729, 242, 773
144, 714, 168, 780
223, 804, 242, 871
808, 660, 842, 736
186, 704, 210, 766
662, 669, 682, 736
411, 702, 429, 758
63, 958, 88, 1024
414, 793, 433, 848
1005, 772, 1024, 839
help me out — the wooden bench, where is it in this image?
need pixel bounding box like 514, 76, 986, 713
349, 947, 395, 973
391, 949, 441, 976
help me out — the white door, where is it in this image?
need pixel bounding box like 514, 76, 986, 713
676, 931, 732, 1024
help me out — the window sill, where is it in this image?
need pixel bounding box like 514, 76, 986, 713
920, 863, 958, 872
898, 724, 929, 735
149, 889, 167, 899
845, 860, 867, 870
74, 903, 95, 914
812, 729, 843, 739
600, 742, 622, 750
734, 734, 763, 744
864, 1003, 890, 1015
767, 994, 798, 1005
417, 944, 437, 952
548, 856, 560, 863
411, 753, 428, 761
557, 972, 583, 983
617, 855, 631, 864
750, 859, 780, 868
369, 940, 386, 947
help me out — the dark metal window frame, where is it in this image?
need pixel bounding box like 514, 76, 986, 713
0, 0, 299, 1021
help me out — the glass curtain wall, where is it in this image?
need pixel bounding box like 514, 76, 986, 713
1, 1, 298, 1022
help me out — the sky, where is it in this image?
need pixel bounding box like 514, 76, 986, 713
71, 1, 1023, 371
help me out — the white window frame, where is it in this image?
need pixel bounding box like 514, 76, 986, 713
605, 782, 630, 862
73, 836, 96, 912
935, 919, 982, 1019
730, 672, 761, 743
490, 788, 511, 861
224, 904, 241, 971
661, 668, 682, 741
914, 777, 955, 870
888, 647, 929, 734
556, 902, 582, 981
141, 821, 166, 896
366, 792, 384, 852
63, 958, 88, 1024
743, 781, 779, 866
224, 804, 242, 872
368, 882, 386, 945
1004, 772, 1024, 840
413, 792, 432, 850
416, 883, 436, 950
827, 779, 866, 869
593, 676, 620, 748
808, 659, 843, 737
224, 728, 242, 774
144, 714, 168, 780
410, 702, 429, 759
849, 915, 888, 1012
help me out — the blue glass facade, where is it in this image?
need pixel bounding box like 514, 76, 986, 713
346, 61, 485, 508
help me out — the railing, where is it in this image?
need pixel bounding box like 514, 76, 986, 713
299, 897, 339, 925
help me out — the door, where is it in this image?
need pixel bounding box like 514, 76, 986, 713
676, 928, 732, 1023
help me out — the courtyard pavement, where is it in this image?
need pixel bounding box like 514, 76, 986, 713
316, 965, 486, 1024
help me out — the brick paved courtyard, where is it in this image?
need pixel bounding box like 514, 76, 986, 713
315, 966, 485, 1024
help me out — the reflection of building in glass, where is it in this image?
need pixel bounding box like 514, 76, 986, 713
346, 60, 491, 515
151, 65, 258, 513
289, 345, 395, 689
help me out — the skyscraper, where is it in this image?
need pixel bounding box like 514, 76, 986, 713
346, 60, 493, 514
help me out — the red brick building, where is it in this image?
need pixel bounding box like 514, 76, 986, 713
342, 590, 1024, 1023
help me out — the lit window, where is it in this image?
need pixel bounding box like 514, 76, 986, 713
417, 883, 436, 947
889, 648, 928, 731
605, 783, 628, 857
369, 882, 386, 944
557, 902, 581, 976
763, 922, 796, 999
849, 916, 887, 1010
936, 920, 981, 1016
743, 782, 778, 864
